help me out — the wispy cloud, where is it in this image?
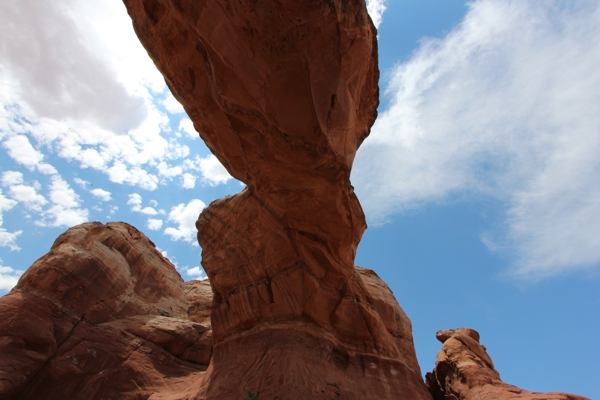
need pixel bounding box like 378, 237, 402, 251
39, 176, 88, 227
0, 260, 22, 291
367, 0, 386, 29
147, 218, 163, 231
90, 188, 111, 202
2, 135, 44, 171
197, 155, 232, 186
0, 0, 227, 195
353, 0, 600, 279
164, 199, 206, 243
0, 190, 21, 251
185, 266, 207, 280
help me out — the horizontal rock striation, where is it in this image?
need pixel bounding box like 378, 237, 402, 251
122, 0, 431, 398
426, 328, 590, 400
0, 222, 426, 399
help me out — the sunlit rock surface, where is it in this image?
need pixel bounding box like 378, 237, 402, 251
3, 1, 585, 399
426, 328, 589, 400
0, 221, 427, 399
0, 222, 213, 399
120, 0, 432, 398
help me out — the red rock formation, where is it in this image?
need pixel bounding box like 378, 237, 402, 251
0, 222, 212, 399
122, 0, 431, 398
426, 328, 590, 400
0, 221, 426, 399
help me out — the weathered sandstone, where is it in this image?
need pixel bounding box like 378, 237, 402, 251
0, 0, 587, 398
0, 221, 427, 399
0, 222, 212, 399
426, 328, 590, 400
121, 0, 431, 398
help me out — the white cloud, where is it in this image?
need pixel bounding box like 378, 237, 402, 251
147, 218, 163, 231
90, 188, 111, 202
0, 0, 198, 194
178, 118, 197, 139
352, 0, 600, 279
0, 0, 147, 132
38, 175, 88, 228
198, 155, 232, 186
2, 135, 44, 170
48, 176, 79, 208
8, 185, 48, 212
0, 190, 18, 217
73, 177, 89, 188
185, 266, 207, 280
2, 173, 47, 212
140, 207, 158, 216
2, 171, 23, 186
127, 193, 143, 211
106, 162, 159, 191
37, 163, 58, 175
0, 229, 22, 251
164, 199, 205, 243
0, 189, 22, 251
157, 162, 183, 178
367, 0, 386, 29
0, 260, 23, 291
127, 193, 158, 215
181, 173, 196, 189
163, 93, 185, 114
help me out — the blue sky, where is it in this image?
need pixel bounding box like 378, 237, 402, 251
1, 0, 598, 397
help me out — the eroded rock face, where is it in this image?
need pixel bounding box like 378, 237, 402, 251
122, 0, 431, 398
426, 328, 590, 400
0, 222, 212, 400
0, 221, 425, 399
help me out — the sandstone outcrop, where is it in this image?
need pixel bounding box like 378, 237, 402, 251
0, 222, 213, 399
121, 0, 432, 398
426, 328, 590, 400
0, 221, 427, 399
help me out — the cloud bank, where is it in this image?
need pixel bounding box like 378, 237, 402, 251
353, 0, 600, 279
0, 0, 235, 254
0, 0, 232, 196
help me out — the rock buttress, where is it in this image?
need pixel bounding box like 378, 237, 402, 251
0, 223, 424, 399
426, 328, 590, 400
123, 0, 432, 398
